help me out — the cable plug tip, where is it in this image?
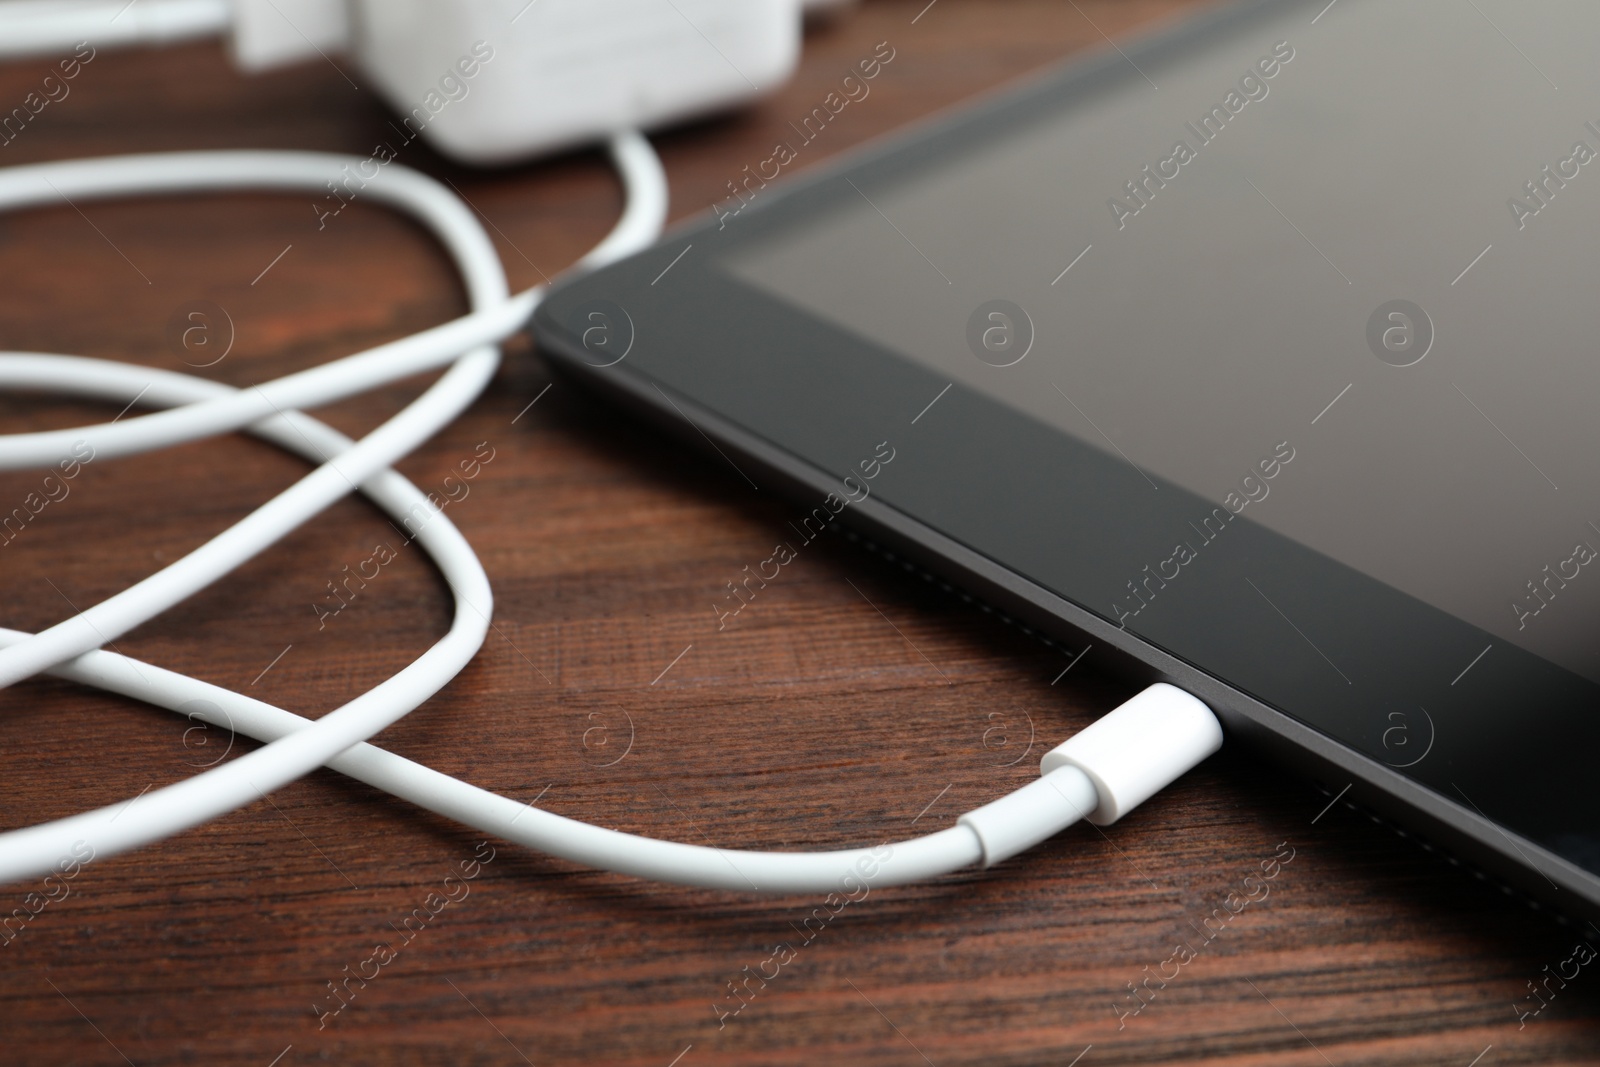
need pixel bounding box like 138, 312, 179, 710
1041, 682, 1222, 826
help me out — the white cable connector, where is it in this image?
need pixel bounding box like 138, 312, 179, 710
958, 765, 1100, 868
960, 684, 1223, 866
1041, 682, 1223, 825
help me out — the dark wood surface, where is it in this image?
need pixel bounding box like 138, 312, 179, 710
1, 2, 1597, 1064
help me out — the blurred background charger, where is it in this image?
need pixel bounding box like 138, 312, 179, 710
0, 0, 857, 164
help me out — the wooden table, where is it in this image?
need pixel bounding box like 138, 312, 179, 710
1, 1, 1597, 1064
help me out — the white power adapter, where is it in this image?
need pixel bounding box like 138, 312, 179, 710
231, 0, 805, 165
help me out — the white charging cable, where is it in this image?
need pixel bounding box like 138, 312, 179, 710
0, 133, 1223, 893
0, 134, 659, 883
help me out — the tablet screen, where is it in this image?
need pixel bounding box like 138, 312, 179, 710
728, 0, 1600, 687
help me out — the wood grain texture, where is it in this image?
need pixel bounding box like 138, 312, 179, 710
0, 2, 1597, 1064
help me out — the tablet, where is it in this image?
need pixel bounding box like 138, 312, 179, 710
534, 0, 1600, 922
